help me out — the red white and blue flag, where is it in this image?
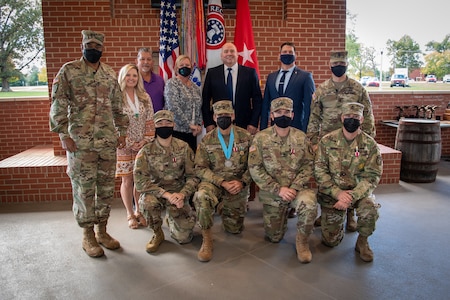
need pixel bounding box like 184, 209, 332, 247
159, 0, 180, 81
205, 0, 226, 71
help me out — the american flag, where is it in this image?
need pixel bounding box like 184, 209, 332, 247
159, 0, 180, 81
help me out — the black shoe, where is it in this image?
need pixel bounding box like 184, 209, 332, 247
287, 208, 297, 218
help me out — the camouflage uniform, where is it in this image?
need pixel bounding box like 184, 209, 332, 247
134, 117, 199, 244
249, 98, 317, 243
194, 125, 252, 234
307, 52, 376, 145
50, 51, 128, 228
314, 124, 382, 247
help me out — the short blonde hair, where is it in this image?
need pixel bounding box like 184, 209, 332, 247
174, 55, 192, 74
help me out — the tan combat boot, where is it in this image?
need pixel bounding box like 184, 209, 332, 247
296, 233, 312, 263
146, 227, 165, 253
96, 221, 120, 250
346, 209, 357, 232
355, 234, 374, 262
82, 227, 104, 257
197, 229, 213, 262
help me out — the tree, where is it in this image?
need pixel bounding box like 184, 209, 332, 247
0, 0, 44, 92
345, 10, 377, 80
387, 35, 422, 73
38, 66, 47, 83
422, 51, 450, 79
425, 34, 450, 53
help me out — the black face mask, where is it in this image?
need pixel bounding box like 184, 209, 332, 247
178, 67, 192, 77
83, 48, 102, 63
280, 54, 295, 65
273, 115, 292, 128
216, 116, 232, 130
331, 65, 347, 77
343, 118, 361, 133
155, 126, 173, 139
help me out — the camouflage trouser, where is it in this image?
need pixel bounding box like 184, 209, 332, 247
139, 193, 196, 244
193, 181, 249, 234
320, 194, 380, 247
67, 148, 116, 228
259, 189, 317, 242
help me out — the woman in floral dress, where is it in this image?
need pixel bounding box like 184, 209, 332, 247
116, 64, 155, 229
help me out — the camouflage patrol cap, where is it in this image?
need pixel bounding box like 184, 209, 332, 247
342, 102, 364, 117
154, 110, 174, 123
213, 100, 233, 115
271, 97, 293, 112
330, 50, 348, 63
82, 30, 104, 46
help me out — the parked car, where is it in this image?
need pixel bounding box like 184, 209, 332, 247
443, 74, 450, 83
425, 75, 437, 83
390, 74, 408, 87
366, 77, 380, 87
360, 76, 370, 86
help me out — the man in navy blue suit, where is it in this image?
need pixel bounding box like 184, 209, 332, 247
202, 42, 262, 135
260, 42, 315, 132
261, 42, 315, 218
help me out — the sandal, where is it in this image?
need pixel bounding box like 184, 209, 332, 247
127, 214, 138, 229
135, 212, 147, 227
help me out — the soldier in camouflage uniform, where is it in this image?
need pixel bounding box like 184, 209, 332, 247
194, 100, 252, 262
248, 97, 317, 263
134, 110, 199, 253
314, 102, 382, 262
307, 50, 376, 231
49, 30, 129, 258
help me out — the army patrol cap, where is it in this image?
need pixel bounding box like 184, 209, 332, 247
82, 30, 104, 46
154, 110, 174, 123
213, 100, 234, 115
271, 97, 293, 112
330, 50, 348, 63
342, 102, 364, 117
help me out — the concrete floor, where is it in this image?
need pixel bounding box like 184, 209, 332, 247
1, 161, 450, 300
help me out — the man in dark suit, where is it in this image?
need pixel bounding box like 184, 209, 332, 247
260, 42, 315, 218
260, 42, 315, 132
202, 42, 262, 135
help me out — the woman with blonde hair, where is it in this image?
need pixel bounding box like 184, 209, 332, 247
116, 64, 155, 229
164, 54, 203, 151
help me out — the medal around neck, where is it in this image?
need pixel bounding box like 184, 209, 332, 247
218, 128, 234, 168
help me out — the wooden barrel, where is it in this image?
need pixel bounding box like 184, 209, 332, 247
395, 119, 441, 183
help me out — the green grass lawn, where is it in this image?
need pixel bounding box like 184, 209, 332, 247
0, 91, 49, 98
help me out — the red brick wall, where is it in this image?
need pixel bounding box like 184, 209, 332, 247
42, 0, 346, 85
0, 165, 72, 203
42, 0, 345, 155
0, 99, 53, 160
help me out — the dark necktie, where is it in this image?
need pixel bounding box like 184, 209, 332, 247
278, 70, 288, 96
227, 67, 233, 104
